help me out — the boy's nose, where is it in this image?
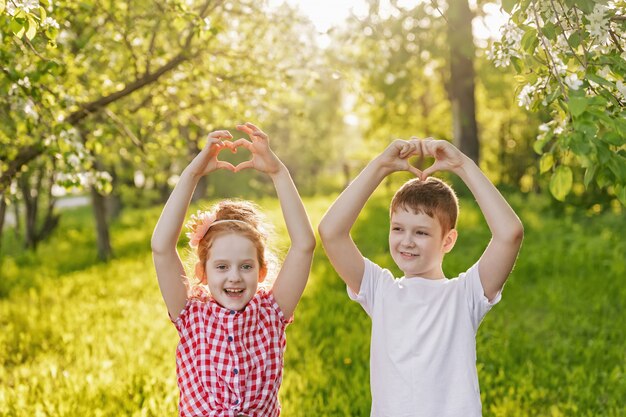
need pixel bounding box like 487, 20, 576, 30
401, 234, 416, 247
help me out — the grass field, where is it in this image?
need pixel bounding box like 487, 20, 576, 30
1, 190, 625, 416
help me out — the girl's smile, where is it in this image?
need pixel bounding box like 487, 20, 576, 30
205, 233, 263, 311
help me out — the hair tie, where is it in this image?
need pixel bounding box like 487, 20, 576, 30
185, 211, 251, 248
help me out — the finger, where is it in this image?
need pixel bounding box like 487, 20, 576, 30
204, 139, 224, 152
232, 138, 253, 150
399, 142, 411, 159
234, 160, 254, 172
420, 138, 438, 157
408, 165, 423, 178
236, 124, 254, 135
209, 130, 233, 139
420, 163, 440, 180
216, 161, 236, 172
244, 123, 268, 140
251, 131, 268, 141
244, 122, 261, 132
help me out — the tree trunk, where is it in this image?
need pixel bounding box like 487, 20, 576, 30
0, 196, 6, 253
447, 0, 479, 164
18, 171, 39, 249
17, 165, 60, 250
91, 186, 113, 261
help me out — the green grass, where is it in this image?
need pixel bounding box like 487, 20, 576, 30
1, 192, 625, 416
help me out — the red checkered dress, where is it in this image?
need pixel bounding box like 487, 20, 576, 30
171, 289, 292, 417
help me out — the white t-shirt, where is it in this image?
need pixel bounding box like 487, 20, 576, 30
348, 258, 501, 417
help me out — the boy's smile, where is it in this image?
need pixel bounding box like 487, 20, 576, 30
389, 208, 457, 279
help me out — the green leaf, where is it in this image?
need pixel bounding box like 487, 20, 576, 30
10, 18, 25, 37
510, 56, 522, 73
540, 153, 554, 173
583, 164, 597, 188
502, 0, 517, 13
568, 32, 580, 48
587, 73, 612, 87
533, 134, 551, 154
569, 96, 588, 117
26, 17, 38, 40
601, 132, 625, 146
521, 30, 539, 53
541, 22, 557, 41
550, 166, 573, 201
573, 0, 594, 14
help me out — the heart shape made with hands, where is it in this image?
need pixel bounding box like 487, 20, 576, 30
215, 138, 254, 172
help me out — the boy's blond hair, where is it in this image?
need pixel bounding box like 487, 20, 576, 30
390, 177, 459, 235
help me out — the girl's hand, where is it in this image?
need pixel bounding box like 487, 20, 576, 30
187, 130, 236, 176
232, 122, 282, 175
418, 138, 467, 180
376, 139, 423, 177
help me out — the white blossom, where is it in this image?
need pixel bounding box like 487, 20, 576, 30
24, 99, 39, 120
585, 4, 611, 45
552, 57, 567, 76
5, 0, 40, 16
17, 77, 31, 88
616, 81, 626, 99
67, 154, 81, 168
597, 66, 613, 80
42, 17, 60, 29
564, 73, 582, 90
517, 84, 535, 109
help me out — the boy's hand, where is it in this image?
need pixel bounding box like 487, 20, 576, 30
187, 130, 236, 176
417, 138, 467, 180
377, 139, 423, 176
232, 122, 283, 175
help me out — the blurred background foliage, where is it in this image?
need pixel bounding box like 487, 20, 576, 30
1, 0, 624, 256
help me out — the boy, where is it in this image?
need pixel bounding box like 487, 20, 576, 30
318, 138, 523, 416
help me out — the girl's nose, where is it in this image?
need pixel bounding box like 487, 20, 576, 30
227, 270, 243, 282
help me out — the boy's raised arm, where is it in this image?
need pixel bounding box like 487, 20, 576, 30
419, 139, 524, 300
319, 140, 422, 294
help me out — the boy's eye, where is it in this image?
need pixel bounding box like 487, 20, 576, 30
416, 231, 428, 236
392, 227, 402, 231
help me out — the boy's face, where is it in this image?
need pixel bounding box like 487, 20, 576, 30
389, 208, 457, 279
205, 233, 262, 311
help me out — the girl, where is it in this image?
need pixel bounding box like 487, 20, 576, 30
151, 123, 316, 417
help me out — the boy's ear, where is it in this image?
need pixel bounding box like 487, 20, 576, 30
442, 229, 458, 253
195, 262, 207, 285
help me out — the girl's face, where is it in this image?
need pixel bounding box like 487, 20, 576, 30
205, 233, 263, 311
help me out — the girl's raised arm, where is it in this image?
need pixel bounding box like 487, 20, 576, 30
151, 131, 234, 319
233, 123, 316, 319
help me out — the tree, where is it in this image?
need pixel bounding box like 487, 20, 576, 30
1, 0, 340, 257
489, 0, 626, 204
447, 0, 480, 163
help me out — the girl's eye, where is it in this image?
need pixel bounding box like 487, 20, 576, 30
216, 265, 228, 270
241, 264, 254, 270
